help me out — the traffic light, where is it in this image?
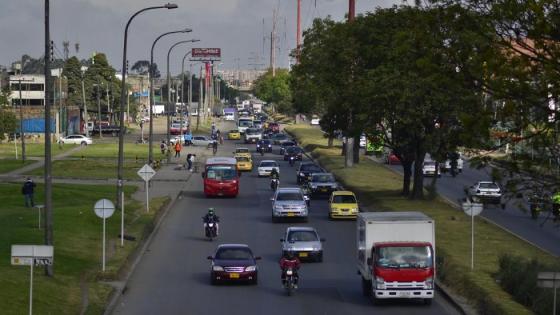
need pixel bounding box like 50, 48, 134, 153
50, 41, 54, 62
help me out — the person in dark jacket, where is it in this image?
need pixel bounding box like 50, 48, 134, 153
22, 178, 36, 208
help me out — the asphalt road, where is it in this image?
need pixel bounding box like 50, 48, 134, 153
112, 124, 459, 315
385, 159, 560, 256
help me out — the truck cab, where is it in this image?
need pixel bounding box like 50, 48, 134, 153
357, 212, 435, 305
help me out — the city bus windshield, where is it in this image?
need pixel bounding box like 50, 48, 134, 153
206, 165, 237, 181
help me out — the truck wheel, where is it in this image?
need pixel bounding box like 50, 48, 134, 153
423, 298, 432, 306
361, 277, 372, 297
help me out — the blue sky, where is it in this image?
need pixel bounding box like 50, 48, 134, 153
0, 0, 400, 74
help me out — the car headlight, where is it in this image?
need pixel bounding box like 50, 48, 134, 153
375, 276, 385, 289
312, 245, 321, 251
299, 172, 305, 177
425, 276, 434, 289
212, 266, 224, 271
352, 208, 358, 212
245, 266, 257, 272
274, 205, 283, 211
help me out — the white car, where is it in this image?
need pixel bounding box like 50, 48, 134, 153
310, 116, 320, 125
58, 135, 92, 145
422, 160, 441, 177
192, 136, 215, 147
466, 181, 502, 204
257, 160, 280, 177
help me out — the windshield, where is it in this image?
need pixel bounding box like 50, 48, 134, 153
238, 120, 253, 127
282, 142, 295, 147
479, 182, 499, 189
246, 128, 259, 134
276, 192, 304, 201
236, 157, 250, 162
287, 147, 301, 154
260, 162, 277, 167
301, 165, 322, 172
376, 246, 433, 269
230, 130, 238, 133
288, 231, 318, 242
312, 174, 335, 182
215, 248, 253, 260
236, 149, 249, 154
206, 165, 237, 181
333, 195, 356, 203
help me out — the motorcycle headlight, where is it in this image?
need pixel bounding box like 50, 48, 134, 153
245, 266, 257, 272
299, 172, 305, 177
212, 266, 224, 272
425, 276, 434, 289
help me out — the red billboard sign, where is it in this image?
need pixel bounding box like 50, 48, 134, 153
191, 48, 221, 60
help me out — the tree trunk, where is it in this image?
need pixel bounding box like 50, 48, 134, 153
427, 161, 439, 199
353, 137, 360, 164
411, 151, 426, 199
345, 137, 354, 167
402, 160, 412, 196
328, 136, 333, 148
341, 140, 346, 156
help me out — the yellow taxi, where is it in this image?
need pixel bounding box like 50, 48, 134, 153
233, 147, 251, 159
235, 155, 253, 171
228, 130, 241, 140
328, 191, 359, 219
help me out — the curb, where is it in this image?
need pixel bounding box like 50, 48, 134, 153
103, 172, 192, 315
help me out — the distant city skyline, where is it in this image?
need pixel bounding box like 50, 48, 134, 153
0, 0, 398, 74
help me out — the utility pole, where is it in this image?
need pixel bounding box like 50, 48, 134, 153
197, 66, 202, 130
44, 0, 54, 277
96, 84, 103, 138
188, 65, 192, 126
349, 0, 356, 22
345, 0, 356, 167
296, 0, 301, 64
81, 73, 88, 137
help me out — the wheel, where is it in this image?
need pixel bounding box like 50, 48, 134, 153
80, 141, 87, 146
362, 277, 372, 297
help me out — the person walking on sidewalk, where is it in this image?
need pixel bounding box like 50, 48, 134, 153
186, 153, 193, 171
160, 140, 167, 154
174, 141, 182, 158
189, 154, 196, 172
22, 178, 36, 208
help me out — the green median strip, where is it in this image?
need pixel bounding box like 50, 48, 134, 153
0, 143, 76, 159
286, 124, 558, 314
26, 160, 148, 181
0, 159, 35, 174
0, 182, 169, 314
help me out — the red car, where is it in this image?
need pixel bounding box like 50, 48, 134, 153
386, 152, 401, 165
208, 244, 261, 285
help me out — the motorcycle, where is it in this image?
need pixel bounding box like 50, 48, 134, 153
289, 156, 295, 166
271, 178, 279, 190
204, 221, 218, 241
258, 146, 265, 156
283, 268, 297, 296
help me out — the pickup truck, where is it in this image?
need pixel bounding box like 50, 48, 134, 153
244, 128, 262, 144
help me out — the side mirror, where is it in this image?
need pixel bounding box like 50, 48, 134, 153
320, 238, 326, 242
280, 239, 285, 242
207, 256, 213, 260
255, 256, 262, 260
270, 197, 275, 201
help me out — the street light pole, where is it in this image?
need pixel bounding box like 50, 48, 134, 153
166, 39, 200, 163
44, 0, 54, 277
181, 51, 192, 137
148, 28, 191, 164
118, 3, 178, 211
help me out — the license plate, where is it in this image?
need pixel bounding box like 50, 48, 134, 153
287, 212, 295, 217
398, 291, 412, 297
229, 273, 240, 279
299, 252, 308, 257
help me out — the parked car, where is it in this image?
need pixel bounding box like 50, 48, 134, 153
207, 244, 261, 285
271, 187, 309, 222
281, 227, 325, 262
58, 135, 92, 146
192, 136, 215, 147
279, 141, 297, 155
296, 162, 324, 184
283, 146, 303, 161
306, 172, 339, 196
257, 160, 280, 177
329, 191, 359, 220
310, 115, 320, 125
256, 139, 273, 152
466, 181, 502, 204
270, 133, 290, 145
385, 152, 401, 165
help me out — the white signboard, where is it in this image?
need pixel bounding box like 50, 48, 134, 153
94, 199, 115, 219
11, 245, 54, 266
137, 164, 156, 182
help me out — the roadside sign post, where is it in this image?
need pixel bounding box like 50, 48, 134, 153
33, 204, 44, 229
94, 199, 115, 271
11, 245, 54, 315
537, 272, 560, 315
462, 200, 483, 270
137, 164, 156, 213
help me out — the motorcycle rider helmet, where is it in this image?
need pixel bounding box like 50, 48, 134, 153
208, 208, 215, 215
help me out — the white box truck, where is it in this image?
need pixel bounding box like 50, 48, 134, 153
357, 212, 435, 305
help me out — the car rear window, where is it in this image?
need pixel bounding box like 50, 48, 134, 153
479, 182, 499, 189
333, 195, 356, 203
276, 192, 304, 201
312, 174, 335, 182
288, 231, 318, 242
215, 248, 253, 260
260, 162, 277, 167
301, 164, 322, 172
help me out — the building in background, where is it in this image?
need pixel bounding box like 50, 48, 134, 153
9, 74, 45, 106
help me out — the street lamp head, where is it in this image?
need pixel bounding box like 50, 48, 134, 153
164, 3, 178, 9
191, 39, 201, 43
182, 28, 193, 33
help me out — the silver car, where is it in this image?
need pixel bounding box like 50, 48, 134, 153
192, 136, 215, 147
281, 227, 325, 262
271, 187, 309, 222
307, 173, 339, 196
467, 181, 502, 204
258, 160, 280, 177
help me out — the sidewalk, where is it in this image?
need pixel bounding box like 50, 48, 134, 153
2, 145, 85, 177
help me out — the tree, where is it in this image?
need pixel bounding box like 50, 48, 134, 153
0, 109, 17, 142
62, 56, 84, 108
253, 69, 292, 113
131, 60, 160, 78
0, 85, 10, 107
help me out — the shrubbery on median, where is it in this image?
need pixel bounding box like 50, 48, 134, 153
285, 124, 559, 315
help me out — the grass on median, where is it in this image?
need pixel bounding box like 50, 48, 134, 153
285, 124, 559, 315
69, 143, 151, 160
0, 143, 76, 158
0, 159, 35, 174
26, 159, 150, 180
0, 182, 169, 314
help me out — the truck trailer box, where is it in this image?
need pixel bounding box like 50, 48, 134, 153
357, 212, 436, 303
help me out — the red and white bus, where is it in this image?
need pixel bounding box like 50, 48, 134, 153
202, 157, 240, 197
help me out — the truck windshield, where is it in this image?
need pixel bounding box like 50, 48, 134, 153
238, 120, 253, 127
376, 246, 432, 269
206, 165, 237, 181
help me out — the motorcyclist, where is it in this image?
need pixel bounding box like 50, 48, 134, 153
270, 168, 280, 189
202, 208, 220, 235
270, 168, 279, 180
280, 251, 301, 288
552, 191, 560, 221
212, 140, 218, 155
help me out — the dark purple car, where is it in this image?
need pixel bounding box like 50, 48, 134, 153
208, 244, 261, 285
